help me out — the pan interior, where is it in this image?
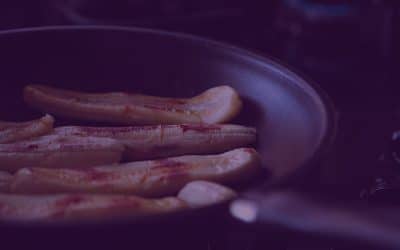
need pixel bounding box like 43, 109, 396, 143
0, 27, 329, 180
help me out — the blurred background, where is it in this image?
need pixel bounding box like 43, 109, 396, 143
1, 0, 400, 249
1, 0, 399, 111
1, 0, 399, 105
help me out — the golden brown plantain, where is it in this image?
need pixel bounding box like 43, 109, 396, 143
24, 85, 242, 125
0, 193, 186, 221
177, 180, 237, 207
10, 148, 261, 197
54, 124, 256, 161
0, 114, 54, 143
0, 135, 124, 172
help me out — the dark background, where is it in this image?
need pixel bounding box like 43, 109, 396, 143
1, 0, 400, 249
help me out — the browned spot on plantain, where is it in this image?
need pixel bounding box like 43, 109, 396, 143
83, 170, 114, 182
54, 195, 86, 209
149, 159, 192, 184
51, 195, 87, 218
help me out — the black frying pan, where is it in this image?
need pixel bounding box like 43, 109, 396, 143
0, 26, 335, 249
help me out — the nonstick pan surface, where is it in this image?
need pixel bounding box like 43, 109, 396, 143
0, 26, 335, 246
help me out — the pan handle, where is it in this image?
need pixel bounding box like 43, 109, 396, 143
230, 191, 400, 249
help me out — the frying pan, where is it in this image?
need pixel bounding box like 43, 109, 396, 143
0, 26, 335, 249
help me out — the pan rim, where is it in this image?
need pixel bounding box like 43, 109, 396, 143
0, 25, 337, 228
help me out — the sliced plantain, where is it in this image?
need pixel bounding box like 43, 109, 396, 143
0, 135, 124, 172
54, 124, 256, 161
0, 193, 186, 221
178, 180, 237, 208
10, 148, 261, 197
0, 114, 54, 143
24, 84, 242, 125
